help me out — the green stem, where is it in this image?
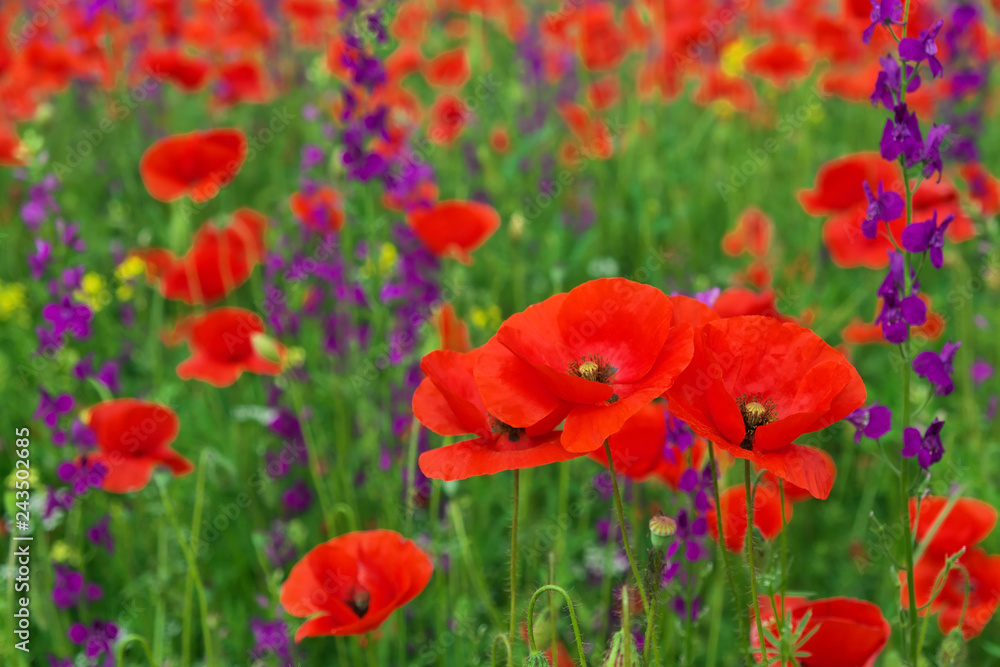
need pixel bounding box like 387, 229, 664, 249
709, 443, 750, 664
509, 469, 520, 654
525, 585, 588, 665
156, 478, 214, 666
623, 586, 632, 665
549, 553, 558, 661
289, 382, 335, 536
404, 417, 421, 533
116, 634, 156, 665
745, 461, 767, 666
181, 451, 209, 667
604, 440, 649, 610
779, 480, 788, 626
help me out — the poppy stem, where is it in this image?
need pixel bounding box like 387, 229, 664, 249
525, 584, 588, 665
604, 440, 650, 611
155, 477, 214, 666
509, 469, 519, 655
708, 443, 751, 665
779, 480, 788, 627
745, 461, 767, 666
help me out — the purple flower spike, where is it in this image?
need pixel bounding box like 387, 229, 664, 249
862, 181, 905, 238
87, 514, 115, 554
876, 252, 926, 343
913, 341, 961, 395
863, 0, 904, 44
901, 419, 945, 469
901, 210, 953, 268
871, 55, 921, 109
898, 20, 945, 77
920, 124, 950, 182
29, 238, 52, 279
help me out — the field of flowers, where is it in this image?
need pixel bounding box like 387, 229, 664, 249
2, 0, 1000, 665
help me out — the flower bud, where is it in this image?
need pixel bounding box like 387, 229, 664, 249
649, 514, 677, 549
529, 609, 554, 651
522, 652, 552, 667
603, 629, 643, 666
251, 332, 283, 366
937, 629, 967, 666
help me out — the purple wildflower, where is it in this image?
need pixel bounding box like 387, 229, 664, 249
912, 340, 961, 395
86, 514, 115, 554
901, 418, 945, 469
862, 181, 905, 238
862, 0, 904, 44
970, 359, 994, 386
876, 252, 926, 343
35, 390, 74, 428
899, 20, 945, 77
901, 210, 953, 268
880, 104, 924, 164
845, 403, 893, 443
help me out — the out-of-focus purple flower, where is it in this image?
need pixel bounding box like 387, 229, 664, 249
845, 403, 893, 443
300, 145, 325, 170
29, 238, 52, 279
678, 466, 714, 513
263, 522, 297, 570
35, 390, 74, 428
970, 359, 994, 386
913, 340, 961, 395
987, 395, 999, 422
56, 219, 86, 252
96, 361, 121, 394
74, 354, 95, 380
899, 20, 945, 77
48, 656, 74, 667
250, 618, 294, 666
87, 514, 115, 554
862, 181, 905, 238
901, 418, 945, 469
282, 480, 314, 515
62, 266, 85, 291
880, 104, 923, 164
694, 287, 721, 307
70, 419, 96, 449
53, 565, 102, 609
42, 296, 93, 339
862, 0, 904, 44
68, 620, 118, 665
901, 210, 953, 268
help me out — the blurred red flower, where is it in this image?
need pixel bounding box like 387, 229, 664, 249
289, 185, 344, 232
406, 200, 499, 264
142, 49, 210, 92
752, 595, 891, 666
424, 48, 470, 88
170, 307, 285, 387
280, 530, 433, 640
137, 208, 266, 305
83, 399, 192, 493
432, 303, 472, 353
707, 483, 791, 552
667, 316, 863, 499
140, 128, 247, 203
476, 278, 694, 454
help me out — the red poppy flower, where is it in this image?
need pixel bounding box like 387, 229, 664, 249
707, 484, 791, 552
386, 45, 424, 82
0, 125, 26, 167
668, 295, 720, 329
902, 548, 1000, 640
143, 49, 210, 92
139, 129, 247, 203
391, 1, 430, 42
475, 278, 694, 454
415, 347, 579, 481
290, 185, 345, 232
215, 60, 269, 107
712, 287, 789, 321
753, 595, 891, 667
406, 200, 499, 264
137, 208, 267, 305
911, 496, 997, 558
693, 71, 758, 114
428, 94, 469, 145
722, 207, 773, 258
432, 303, 472, 353
760, 448, 835, 503
424, 48, 470, 88
489, 126, 510, 153
587, 402, 666, 480
172, 307, 285, 387
961, 162, 1000, 216
798, 152, 900, 217
578, 3, 627, 71
588, 76, 621, 111
667, 316, 864, 499
82, 399, 193, 493
280, 530, 433, 640
745, 42, 812, 87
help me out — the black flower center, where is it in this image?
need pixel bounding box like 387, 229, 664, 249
347, 588, 370, 618
738, 394, 778, 451
490, 416, 525, 442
